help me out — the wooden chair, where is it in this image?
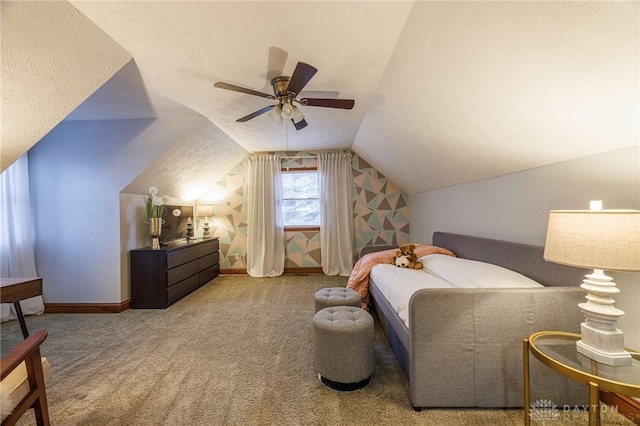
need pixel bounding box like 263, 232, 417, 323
1, 330, 50, 426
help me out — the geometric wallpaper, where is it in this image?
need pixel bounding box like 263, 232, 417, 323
352, 155, 410, 250
202, 151, 410, 272
204, 158, 248, 270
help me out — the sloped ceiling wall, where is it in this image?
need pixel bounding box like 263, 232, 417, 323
64, 60, 157, 122
122, 118, 248, 200
353, 1, 639, 193
65, 60, 247, 201
0, 1, 131, 172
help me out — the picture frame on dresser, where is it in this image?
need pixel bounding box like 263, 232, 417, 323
159, 204, 195, 244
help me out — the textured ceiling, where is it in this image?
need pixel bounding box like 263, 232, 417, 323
3, 1, 639, 194
0, 1, 132, 172
353, 1, 640, 193
69, 1, 413, 154
122, 118, 248, 201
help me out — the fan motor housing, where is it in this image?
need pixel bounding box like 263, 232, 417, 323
271, 76, 291, 98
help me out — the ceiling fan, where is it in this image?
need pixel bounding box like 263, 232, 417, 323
214, 62, 354, 130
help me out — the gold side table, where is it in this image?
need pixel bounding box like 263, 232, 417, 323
524, 331, 640, 426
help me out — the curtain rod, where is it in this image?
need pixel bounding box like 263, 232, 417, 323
252, 151, 351, 160
280, 151, 351, 159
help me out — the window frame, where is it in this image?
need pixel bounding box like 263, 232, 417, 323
281, 167, 320, 231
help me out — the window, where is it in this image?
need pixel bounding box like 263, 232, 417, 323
282, 170, 319, 227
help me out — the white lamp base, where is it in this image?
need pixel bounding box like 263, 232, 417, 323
202, 220, 211, 239
576, 269, 632, 366
577, 322, 632, 366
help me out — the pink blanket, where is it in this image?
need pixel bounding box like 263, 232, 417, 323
347, 244, 456, 309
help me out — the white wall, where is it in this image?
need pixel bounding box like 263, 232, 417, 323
119, 192, 149, 302
409, 145, 640, 349
29, 114, 203, 304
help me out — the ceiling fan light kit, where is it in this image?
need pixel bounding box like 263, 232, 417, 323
279, 101, 304, 124
215, 61, 354, 130
291, 106, 305, 124
281, 101, 295, 119
268, 105, 282, 122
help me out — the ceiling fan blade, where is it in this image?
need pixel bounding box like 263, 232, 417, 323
266, 46, 288, 81
214, 82, 275, 99
286, 62, 318, 95
300, 98, 355, 109
292, 118, 308, 131
236, 105, 275, 122
299, 90, 339, 98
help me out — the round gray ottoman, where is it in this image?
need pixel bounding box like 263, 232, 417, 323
313, 306, 375, 391
314, 287, 361, 313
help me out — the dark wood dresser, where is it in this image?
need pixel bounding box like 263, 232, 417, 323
130, 238, 219, 308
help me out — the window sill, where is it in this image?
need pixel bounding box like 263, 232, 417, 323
284, 226, 320, 232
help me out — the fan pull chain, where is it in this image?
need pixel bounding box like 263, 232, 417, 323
284, 119, 289, 150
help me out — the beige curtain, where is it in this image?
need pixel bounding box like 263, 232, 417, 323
318, 152, 353, 276
246, 154, 285, 277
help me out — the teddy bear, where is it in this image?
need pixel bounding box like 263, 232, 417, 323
394, 255, 411, 268
392, 243, 423, 270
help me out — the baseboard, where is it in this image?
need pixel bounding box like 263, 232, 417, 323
284, 267, 324, 274
220, 267, 324, 275
45, 299, 130, 314
600, 392, 640, 425
220, 268, 247, 275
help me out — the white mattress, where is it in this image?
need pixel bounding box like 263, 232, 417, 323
370, 254, 544, 328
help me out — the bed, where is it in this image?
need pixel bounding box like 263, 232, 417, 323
355, 232, 589, 410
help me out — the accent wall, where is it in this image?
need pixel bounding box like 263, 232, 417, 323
204, 151, 410, 270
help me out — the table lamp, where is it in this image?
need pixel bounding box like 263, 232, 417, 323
543, 204, 640, 366
197, 204, 215, 239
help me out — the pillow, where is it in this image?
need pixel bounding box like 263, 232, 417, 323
419, 254, 543, 289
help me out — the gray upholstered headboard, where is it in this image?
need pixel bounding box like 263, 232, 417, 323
432, 232, 586, 287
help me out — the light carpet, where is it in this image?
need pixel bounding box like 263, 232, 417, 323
0, 274, 633, 425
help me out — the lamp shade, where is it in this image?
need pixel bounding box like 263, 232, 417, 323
544, 210, 640, 271
281, 102, 294, 119
268, 104, 282, 122
197, 204, 214, 218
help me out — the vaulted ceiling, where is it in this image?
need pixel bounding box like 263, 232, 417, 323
2, 1, 638, 195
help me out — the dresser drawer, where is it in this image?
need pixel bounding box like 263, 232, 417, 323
167, 245, 201, 269
199, 252, 219, 270
200, 264, 220, 285
167, 259, 201, 286
199, 239, 219, 257
167, 274, 200, 305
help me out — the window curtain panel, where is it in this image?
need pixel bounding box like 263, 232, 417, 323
1, 154, 45, 322
318, 152, 354, 276
246, 154, 285, 277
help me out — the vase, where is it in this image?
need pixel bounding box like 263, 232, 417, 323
147, 218, 164, 250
